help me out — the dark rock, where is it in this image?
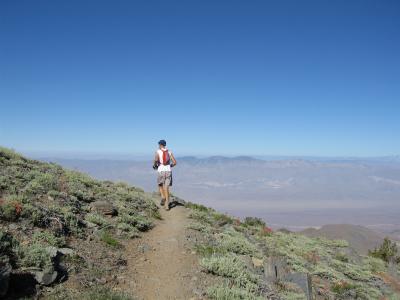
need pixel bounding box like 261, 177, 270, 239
264, 256, 291, 281
264, 256, 313, 299
33, 267, 58, 286
89, 200, 118, 216
46, 246, 58, 258
58, 248, 74, 256
7, 272, 37, 299
0, 260, 12, 297
284, 272, 313, 300
388, 261, 399, 277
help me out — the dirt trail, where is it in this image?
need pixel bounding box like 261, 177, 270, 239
121, 203, 203, 300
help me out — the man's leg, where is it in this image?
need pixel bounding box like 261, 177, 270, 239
159, 185, 165, 206
163, 185, 170, 210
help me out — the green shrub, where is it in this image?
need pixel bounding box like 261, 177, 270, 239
33, 231, 66, 247
207, 284, 264, 300
281, 291, 308, 300
312, 265, 343, 280
189, 210, 213, 224
117, 222, 140, 238
188, 221, 212, 234
0, 147, 23, 160
22, 203, 47, 226
85, 213, 108, 226
331, 280, 356, 296
64, 171, 96, 202
149, 208, 162, 220
213, 212, 234, 225
117, 213, 152, 231
100, 231, 119, 247
369, 237, 399, 263
0, 198, 22, 221
81, 286, 133, 300
0, 230, 16, 256
64, 212, 84, 235
47, 190, 61, 198
195, 243, 227, 257
243, 217, 266, 227
362, 256, 386, 273
18, 242, 53, 268
334, 252, 349, 263
185, 202, 210, 212
200, 253, 259, 289
353, 285, 382, 300
24, 171, 59, 195
216, 230, 259, 256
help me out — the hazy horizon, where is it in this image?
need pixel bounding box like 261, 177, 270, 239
19, 148, 400, 161
37, 153, 400, 239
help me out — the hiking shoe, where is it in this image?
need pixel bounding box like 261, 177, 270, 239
160, 198, 165, 206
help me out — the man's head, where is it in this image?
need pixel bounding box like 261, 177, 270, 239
158, 139, 167, 149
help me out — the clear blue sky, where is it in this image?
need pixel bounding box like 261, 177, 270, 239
1, 0, 399, 157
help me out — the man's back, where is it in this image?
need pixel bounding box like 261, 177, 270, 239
156, 148, 172, 172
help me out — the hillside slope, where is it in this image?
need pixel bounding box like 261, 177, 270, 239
0, 147, 161, 299
301, 224, 384, 255
184, 204, 400, 299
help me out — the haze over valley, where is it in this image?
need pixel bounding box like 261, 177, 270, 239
43, 155, 400, 239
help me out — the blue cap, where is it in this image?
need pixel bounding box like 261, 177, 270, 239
158, 140, 167, 146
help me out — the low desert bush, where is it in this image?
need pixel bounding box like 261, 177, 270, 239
0, 230, 16, 257
117, 213, 152, 231
369, 237, 400, 263
216, 230, 259, 256
200, 253, 259, 290
85, 213, 109, 226
117, 222, 140, 238
33, 230, 66, 247
207, 283, 264, 300
185, 201, 209, 212
189, 210, 213, 224
188, 221, 212, 234
331, 280, 357, 299
0, 197, 23, 221
81, 286, 133, 300
243, 217, 266, 228
18, 242, 53, 268
100, 231, 119, 247
212, 212, 233, 226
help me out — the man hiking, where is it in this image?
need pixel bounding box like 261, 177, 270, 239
153, 140, 177, 210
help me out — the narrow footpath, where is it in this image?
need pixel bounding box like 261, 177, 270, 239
121, 203, 204, 300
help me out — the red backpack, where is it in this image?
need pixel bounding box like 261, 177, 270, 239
160, 149, 170, 166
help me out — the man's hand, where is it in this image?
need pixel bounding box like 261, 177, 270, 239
170, 153, 177, 167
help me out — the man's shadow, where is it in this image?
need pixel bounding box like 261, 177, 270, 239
168, 197, 185, 209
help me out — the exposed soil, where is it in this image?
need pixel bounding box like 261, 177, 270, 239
118, 202, 213, 300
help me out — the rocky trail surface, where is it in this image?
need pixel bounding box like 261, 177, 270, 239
118, 202, 210, 300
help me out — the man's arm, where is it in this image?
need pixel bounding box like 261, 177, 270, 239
170, 152, 177, 167
153, 152, 159, 169
154, 152, 159, 164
